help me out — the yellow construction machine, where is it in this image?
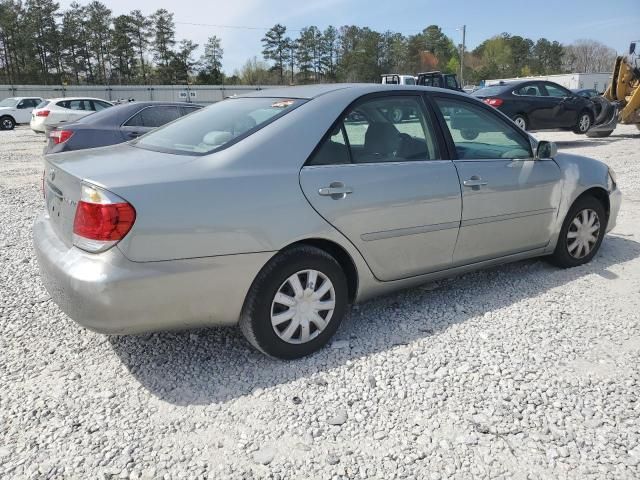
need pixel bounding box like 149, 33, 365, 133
604, 40, 640, 130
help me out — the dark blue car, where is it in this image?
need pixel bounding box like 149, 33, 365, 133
46, 101, 202, 153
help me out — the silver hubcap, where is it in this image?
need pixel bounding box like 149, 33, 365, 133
567, 208, 600, 259
391, 109, 403, 122
579, 114, 590, 132
271, 269, 335, 344
2, 119, 11, 129
514, 117, 526, 129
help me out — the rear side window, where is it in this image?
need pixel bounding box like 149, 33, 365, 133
404, 77, 415, 85
59, 100, 90, 110
135, 97, 305, 155
514, 84, 543, 96
125, 106, 181, 127
434, 97, 532, 160
309, 95, 440, 166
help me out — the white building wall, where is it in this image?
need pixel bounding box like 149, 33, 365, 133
486, 73, 612, 92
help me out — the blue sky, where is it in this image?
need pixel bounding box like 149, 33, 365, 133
61, 0, 640, 73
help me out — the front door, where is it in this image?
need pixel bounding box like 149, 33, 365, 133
432, 96, 562, 264
541, 82, 580, 128
300, 94, 462, 281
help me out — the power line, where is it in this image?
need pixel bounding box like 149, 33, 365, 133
174, 21, 302, 32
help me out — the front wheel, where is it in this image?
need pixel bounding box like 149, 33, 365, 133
0, 116, 15, 130
573, 112, 592, 134
240, 246, 348, 359
550, 196, 606, 268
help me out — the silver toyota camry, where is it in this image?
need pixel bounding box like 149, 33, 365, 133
34, 84, 622, 359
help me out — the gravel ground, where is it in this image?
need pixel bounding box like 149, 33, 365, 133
1, 125, 639, 480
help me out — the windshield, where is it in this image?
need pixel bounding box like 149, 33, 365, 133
472, 85, 511, 97
135, 97, 305, 155
0, 98, 17, 108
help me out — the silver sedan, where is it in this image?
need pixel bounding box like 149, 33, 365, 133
34, 84, 622, 359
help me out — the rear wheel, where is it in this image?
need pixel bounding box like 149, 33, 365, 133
573, 111, 592, 134
240, 246, 348, 359
513, 114, 528, 130
0, 116, 15, 130
550, 195, 606, 268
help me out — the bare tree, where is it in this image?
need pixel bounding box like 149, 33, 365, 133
563, 39, 617, 73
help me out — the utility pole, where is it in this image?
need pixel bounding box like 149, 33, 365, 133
460, 25, 466, 87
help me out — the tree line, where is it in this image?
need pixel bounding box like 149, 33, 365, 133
0, 0, 618, 86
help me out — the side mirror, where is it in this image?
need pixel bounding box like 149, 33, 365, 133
536, 141, 557, 159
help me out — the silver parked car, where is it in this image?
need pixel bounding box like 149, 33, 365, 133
34, 84, 622, 359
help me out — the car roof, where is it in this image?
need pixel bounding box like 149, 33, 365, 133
236, 83, 468, 100
46, 97, 112, 102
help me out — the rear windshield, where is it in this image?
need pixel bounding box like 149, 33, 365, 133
135, 97, 305, 155
472, 85, 510, 97
36, 100, 50, 109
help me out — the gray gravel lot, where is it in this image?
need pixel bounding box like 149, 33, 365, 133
1, 125, 639, 479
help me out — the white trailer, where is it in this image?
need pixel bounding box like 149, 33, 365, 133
485, 72, 612, 93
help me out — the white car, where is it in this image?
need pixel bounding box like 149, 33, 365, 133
30, 97, 113, 133
0, 97, 44, 130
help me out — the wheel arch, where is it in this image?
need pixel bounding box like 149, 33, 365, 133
283, 238, 359, 303
0, 114, 16, 123
573, 186, 610, 221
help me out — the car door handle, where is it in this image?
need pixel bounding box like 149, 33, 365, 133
318, 182, 353, 199
463, 177, 488, 188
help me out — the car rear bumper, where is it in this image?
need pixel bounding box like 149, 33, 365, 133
30, 117, 46, 132
33, 211, 274, 334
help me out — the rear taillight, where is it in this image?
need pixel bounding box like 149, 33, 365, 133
73, 184, 136, 253
483, 98, 503, 107
49, 129, 73, 144
35, 110, 50, 117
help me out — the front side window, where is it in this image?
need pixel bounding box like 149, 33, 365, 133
445, 76, 458, 89
92, 100, 111, 111
309, 96, 440, 166
544, 83, 570, 98
434, 97, 532, 160
136, 97, 305, 155
125, 106, 181, 128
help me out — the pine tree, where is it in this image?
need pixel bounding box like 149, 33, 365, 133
261, 24, 287, 84
198, 35, 223, 84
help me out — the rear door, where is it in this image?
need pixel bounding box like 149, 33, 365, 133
300, 93, 462, 281
512, 82, 553, 129
432, 95, 562, 264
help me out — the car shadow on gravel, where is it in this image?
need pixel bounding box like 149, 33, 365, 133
108, 234, 640, 406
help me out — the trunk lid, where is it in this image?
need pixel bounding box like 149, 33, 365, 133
43, 143, 196, 247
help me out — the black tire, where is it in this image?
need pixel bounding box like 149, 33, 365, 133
512, 114, 528, 131
591, 96, 612, 124
239, 246, 348, 359
573, 111, 593, 134
460, 129, 479, 140
549, 195, 606, 268
586, 130, 614, 138
0, 116, 15, 130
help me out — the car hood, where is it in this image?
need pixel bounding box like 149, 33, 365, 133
0, 106, 15, 112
